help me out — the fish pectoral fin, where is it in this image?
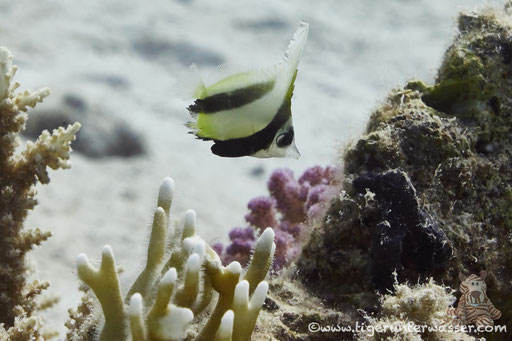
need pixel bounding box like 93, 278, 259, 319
210, 139, 249, 158
175, 64, 206, 100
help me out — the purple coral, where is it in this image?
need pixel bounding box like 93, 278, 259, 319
216, 166, 341, 272
299, 165, 336, 186
222, 227, 256, 266
273, 228, 302, 268
268, 169, 307, 223
211, 242, 223, 257
245, 196, 277, 230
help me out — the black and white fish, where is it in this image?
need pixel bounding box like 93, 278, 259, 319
177, 21, 308, 158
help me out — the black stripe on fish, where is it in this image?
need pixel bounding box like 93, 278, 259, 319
188, 80, 275, 114
210, 97, 291, 157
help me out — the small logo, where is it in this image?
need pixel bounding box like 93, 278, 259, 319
447, 270, 502, 327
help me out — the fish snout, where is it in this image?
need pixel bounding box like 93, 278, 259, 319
286, 143, 301, 159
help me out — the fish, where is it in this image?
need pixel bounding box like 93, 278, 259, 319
177, 21, 308, 158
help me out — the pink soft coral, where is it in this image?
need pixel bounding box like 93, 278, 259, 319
217, 166, 341, 271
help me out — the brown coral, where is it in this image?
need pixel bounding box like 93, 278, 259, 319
0, 46, 80, 337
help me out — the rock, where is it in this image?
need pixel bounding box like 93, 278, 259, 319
24, 93, 146, 158
296, 5, 512, 334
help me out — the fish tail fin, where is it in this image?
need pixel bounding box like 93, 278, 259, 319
185, 120, 213, 141
185, 120, 200, 137
187, 103, 199, 118
185, 120, 197, 130
282, 20, 309, 71
175, 63, 206, 100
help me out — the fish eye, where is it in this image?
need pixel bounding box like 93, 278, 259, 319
276, 127, 294, 148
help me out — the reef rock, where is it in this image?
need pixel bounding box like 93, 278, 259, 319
296, 4, 512, 337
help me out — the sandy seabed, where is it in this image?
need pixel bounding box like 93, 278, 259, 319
0, 0, 490, 337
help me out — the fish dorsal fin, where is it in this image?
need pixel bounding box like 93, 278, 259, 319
175, 64, 206, 100
204, 63, 249, 87
205, 62, 279, 96
282, 20, 309, 71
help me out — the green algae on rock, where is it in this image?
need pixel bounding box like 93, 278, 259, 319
296, 4, 512, 339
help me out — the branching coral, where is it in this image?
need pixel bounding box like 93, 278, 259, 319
217, 166, 340, 271
68, 177, 275, 341
0, 46, 80, 339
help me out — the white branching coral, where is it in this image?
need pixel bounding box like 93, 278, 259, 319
231, 280, 269, 341
69, 177, 275, 341
0, 48, 21, 100
0, 46, 80, 339
76, 246, 127, 341
214, 310, 234, 341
